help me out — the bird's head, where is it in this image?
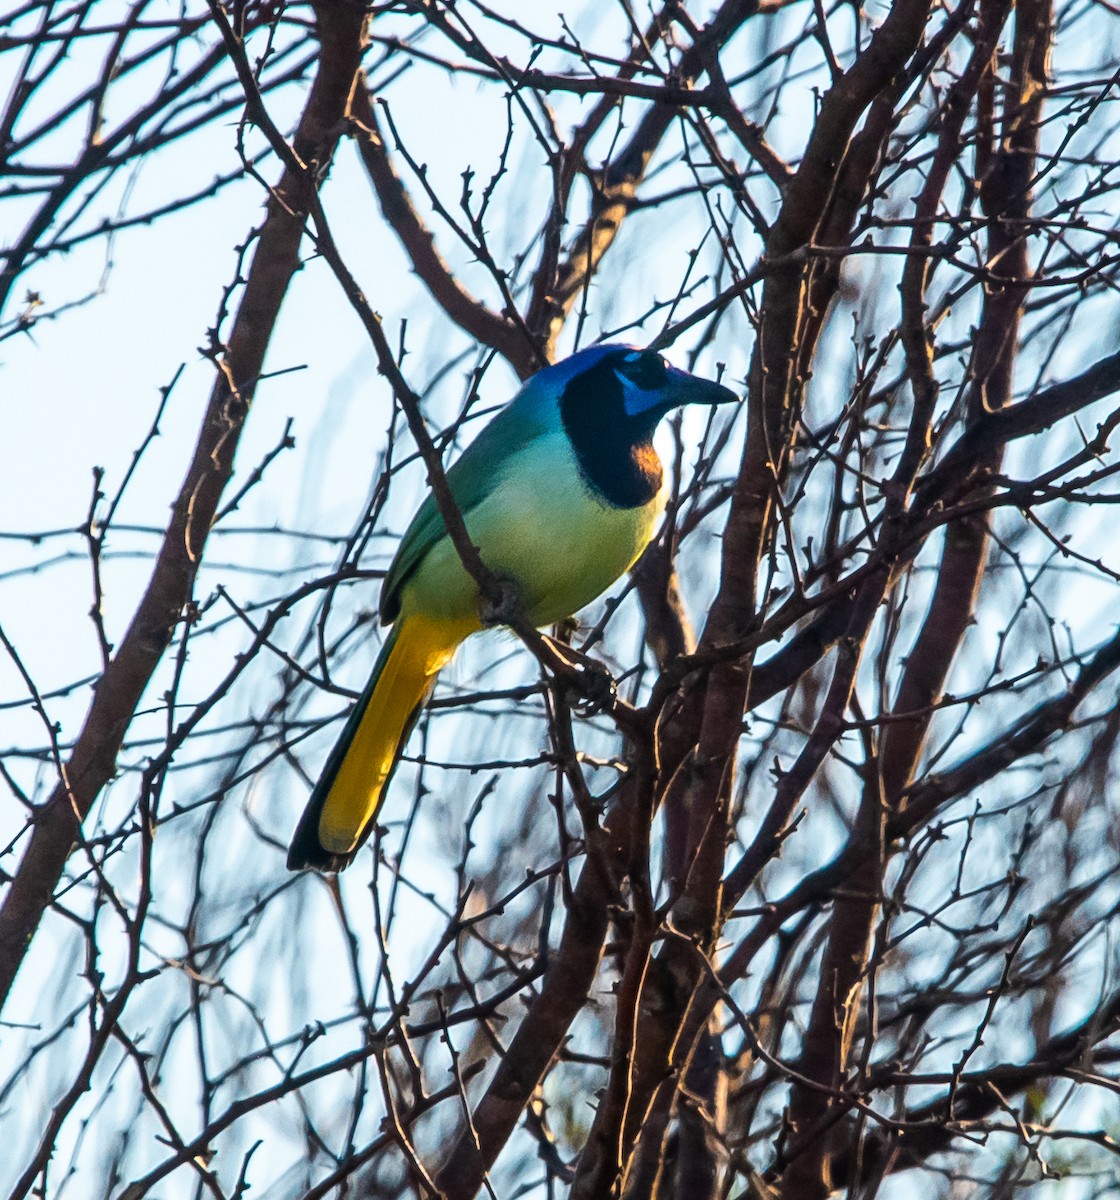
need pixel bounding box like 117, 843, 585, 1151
522, 343, 739, 434
608, 345, 740, 422
511, 344, 740, 507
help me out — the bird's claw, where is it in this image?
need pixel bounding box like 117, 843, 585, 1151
477, 592, 617, 713
568, 657, 618, 717
478, 580, 524, 628
542, 636, 617, 715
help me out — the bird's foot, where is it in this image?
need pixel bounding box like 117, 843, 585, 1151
478, 579, 525, 628
541, 635, 617, 716
477, 589, 617, 714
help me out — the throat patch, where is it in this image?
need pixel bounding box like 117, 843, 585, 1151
559, 356, 664, 509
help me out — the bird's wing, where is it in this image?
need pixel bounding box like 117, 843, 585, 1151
380, 401, 549, 622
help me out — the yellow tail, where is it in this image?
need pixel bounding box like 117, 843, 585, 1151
287, 610, 467, 871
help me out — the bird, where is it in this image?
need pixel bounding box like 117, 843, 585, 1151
287, 343, 738, 871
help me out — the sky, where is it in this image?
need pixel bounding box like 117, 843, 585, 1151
3, 2, 1120, 1196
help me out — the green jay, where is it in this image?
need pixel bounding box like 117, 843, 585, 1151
288, 344, 738, 871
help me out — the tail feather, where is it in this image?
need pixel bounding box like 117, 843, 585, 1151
287, 612, 464, 871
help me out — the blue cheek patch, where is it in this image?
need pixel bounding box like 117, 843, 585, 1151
622, 384, 664, 418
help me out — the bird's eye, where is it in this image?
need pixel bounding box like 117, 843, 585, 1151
618, 350, 669, 389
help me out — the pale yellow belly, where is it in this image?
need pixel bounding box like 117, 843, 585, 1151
402, 431, 665, 629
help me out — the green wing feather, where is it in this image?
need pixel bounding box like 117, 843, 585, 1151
380, 401, 549, 622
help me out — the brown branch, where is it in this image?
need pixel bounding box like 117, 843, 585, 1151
717, 620, 1120, 1014
0, 40, 230, 320
349, 78, 540, 380
693, 0, 937, 927
777, 772, 888, 1197
924, 346, 1120, 500
723, 572, 889, 908
523, 3, 682, 348
528, 0, 762, 354
0, 0, 369, 1013
434, 836, 622, 1197
901, 626, 1120, 830
631, 534, 697, 667
885, 0, 1051, 805
561, 4, 941, 1194
829, 984, 1120, 1189
721, 336, 1120, 727
776, 10, 1052, 1175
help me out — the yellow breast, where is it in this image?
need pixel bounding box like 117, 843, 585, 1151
403, 430, 665, 629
